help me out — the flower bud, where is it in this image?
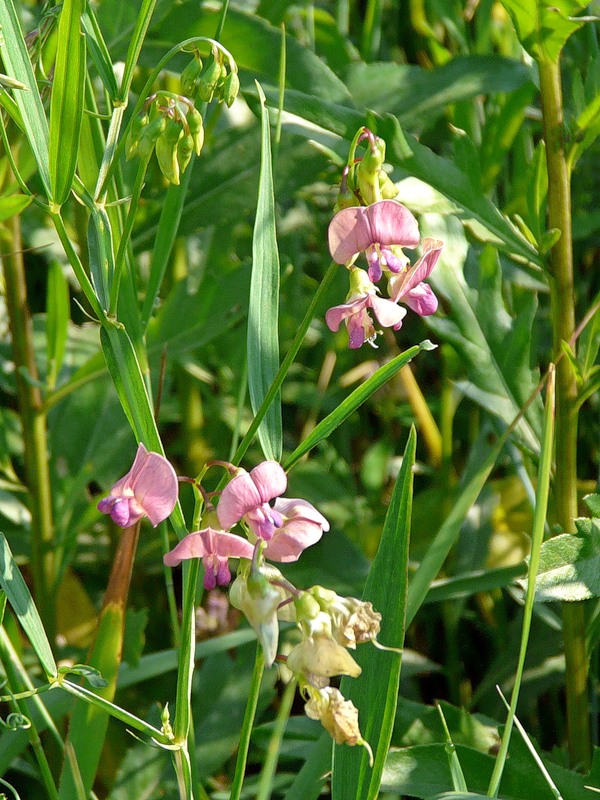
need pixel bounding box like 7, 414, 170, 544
378, 170, 399, 200
156, 119, 182, 185
187, 107, 205, 155
230, 569, 281, 667
177, 132, 195, 174
125, 113, 148, 161
302, 685, 372, 762
180, 57, 202, 96
197, 56, 221, 102
357, 136, 386, 204
137, 115, 166, 160
222, 71, 240, 107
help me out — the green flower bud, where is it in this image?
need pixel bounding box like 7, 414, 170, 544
379, 171, 398, 200
125, 113, 148, 161
357, 136, 386, 203
156, 120, 182, 185
137, 115, 166, 160
230, 570, 281, 668
180, 57, 202, 96
197, 57, 221, 102
177, 132, 194, 174
187, 107, 205, 155
222, 71, 240, 108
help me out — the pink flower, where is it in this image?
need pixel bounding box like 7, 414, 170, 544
328, 200, 420, 283
97, 443, 178, 528
217, 461, 288, 541
163, 528, 254, 590
388, 238, 443, 316
325, 268, 406, 349
263, 498, 330, 563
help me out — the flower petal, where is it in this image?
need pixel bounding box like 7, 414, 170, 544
325, 297, 368, 332
368, 295, 407, 328
328, 207, 372, 264
163, 528, 254, 567
249, 461, 287, 505
129, 448, 178, 526
217, 462, 287, 529
264, 498, 330, 562
403, 283, 438, 316
328, 201, 420, 265
109, 442, 149, 497
389, 238, 443, 302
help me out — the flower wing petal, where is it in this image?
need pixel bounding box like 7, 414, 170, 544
403, 283, 438, 316
389, 239, 442, 302
368, 295, 407, 328
325, 297, 367, 332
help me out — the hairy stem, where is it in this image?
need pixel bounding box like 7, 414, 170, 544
538, 56, 590, 769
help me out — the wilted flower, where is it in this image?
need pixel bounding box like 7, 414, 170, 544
328, 199, 420, 283
263, 498, 330, 562
163, 528, 254, 590
287, 635, 362, 686
217, 461, 287, 540
97, 443, 178, 528
310, 587, 382, 649
303, 684, 373, 763
326, 267, 406, 349
388, 238, 443, 316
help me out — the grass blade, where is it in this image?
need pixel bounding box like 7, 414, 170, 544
248, 81, 282, 461
0, 0, 51, 197
285, 341, 434, 470
0, 534, 57, 679
333, 427, 416, 800
49, 0, 85, 208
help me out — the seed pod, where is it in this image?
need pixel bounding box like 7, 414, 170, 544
180, 57, 202, 96
187, 107, 204, 155
378, 171, 398, 200
125, 113, 148, 161
222, 71, 240, 108
137, 115, 166, 160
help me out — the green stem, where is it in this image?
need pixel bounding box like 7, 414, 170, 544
174, 559, 200, 743
256, 678, 296, 800
538, 56, 590, 769
1, 216, 55, 640
229, 645, 265, 800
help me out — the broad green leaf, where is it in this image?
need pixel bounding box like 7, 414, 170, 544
284, 341, 435, 469
422, 218, 542, 451
0, 194, 32, 223
345, 56, 534, 129
584, 494, 600, 517
527, 517, 600, 602
49, 0, 85, 207
500, 0, 588, 61
0, 0, 51, 196
333, 428, 416, 800
0, 534, 57, 678
248, 83, 282, 461
46, 261, 70, 389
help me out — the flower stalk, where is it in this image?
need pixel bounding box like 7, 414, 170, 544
538, 55, 590, 769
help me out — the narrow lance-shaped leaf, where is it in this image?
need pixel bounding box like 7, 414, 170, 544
248, 81, 282, 461
0, 0, 51, 196
333, 427, 416, 800
0, 534, 57, 679
46, 261, 70, 390
49, 0, 86, 207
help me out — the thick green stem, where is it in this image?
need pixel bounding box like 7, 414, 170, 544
538, 57, 590, 769
1, 216, 55, 641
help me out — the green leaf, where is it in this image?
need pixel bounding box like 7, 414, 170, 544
0, 534, 57, 678
333, 428, 416, 800
584, 494, 600, 517
500, 0, 589, 61
247, 82, 282, 461
527, 517, 600, 602
284, 341, 435, 469
49, 0, 85, 207
82, 5, 119, 99
87, 207, 115, 312
423, 223, 542, 451
46, 261, 70, 389
0, 194, 33, 223
0, 0, 51, 197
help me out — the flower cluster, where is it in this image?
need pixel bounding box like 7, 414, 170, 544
326, 128, 443, 349
97, 448, 390, 754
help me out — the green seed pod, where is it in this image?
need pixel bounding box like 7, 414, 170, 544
156, 120, 182, 185
197, 57, 221, 102
187, 107, 204, 155
378, 171, 398, 200
222, 71, 240, 108
137, 115, 166, 160
177, 132, 194, 174
125, 113, 148, 161
180, 57, 202, 96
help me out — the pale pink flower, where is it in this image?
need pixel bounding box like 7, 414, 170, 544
328, 200, 420, 283
388, 238, 443, 316
325, 268, 406, 349
263, 498, 330, 563
217, 461, 287, 541
163, 528, 254, 590
97, 443, 178, 528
